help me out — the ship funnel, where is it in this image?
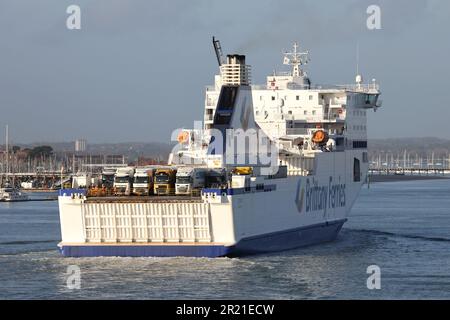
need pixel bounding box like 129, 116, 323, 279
226, 54, 246, 65
220, 54, 251, 86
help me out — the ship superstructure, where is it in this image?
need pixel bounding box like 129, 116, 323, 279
57, 39, 381, 257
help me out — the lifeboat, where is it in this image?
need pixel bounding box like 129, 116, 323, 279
311, 130, 329, 145
177, 131, 190, 144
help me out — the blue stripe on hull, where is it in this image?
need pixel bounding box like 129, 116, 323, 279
59, 219, 346, 258
59, 244, 231, 258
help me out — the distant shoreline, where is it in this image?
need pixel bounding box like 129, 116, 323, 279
23, 189, 58, 193
369, 174, 450, 183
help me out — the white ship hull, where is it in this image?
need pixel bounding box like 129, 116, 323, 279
57, 151, 366, 257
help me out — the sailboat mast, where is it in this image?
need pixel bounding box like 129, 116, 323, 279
5, 125, 9, 180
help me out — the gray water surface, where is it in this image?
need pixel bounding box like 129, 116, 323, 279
1, 181, 450, 299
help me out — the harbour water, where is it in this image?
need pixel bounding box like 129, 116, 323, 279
1, 180, 450, 300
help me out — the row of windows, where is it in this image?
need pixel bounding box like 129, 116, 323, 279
352, 110, 366, 116
262, 95, 315, 101
351, 125, 366, 131
302, 110, 317, 115
256, 109, 321, 116
353, 141, 368, 149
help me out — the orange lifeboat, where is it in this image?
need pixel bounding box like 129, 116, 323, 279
312, 130, 329, 145
177, 131, 190, 144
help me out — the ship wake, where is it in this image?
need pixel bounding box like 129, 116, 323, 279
347, 228, 450, 243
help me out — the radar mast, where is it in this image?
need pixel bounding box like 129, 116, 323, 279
283, 42, 310, 77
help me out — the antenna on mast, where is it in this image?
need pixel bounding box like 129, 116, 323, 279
355, 43, 363, 88
5, 125, 9, 181
212, 36, 224, 67
356, 43, 360, 76
283, 42, 309, 77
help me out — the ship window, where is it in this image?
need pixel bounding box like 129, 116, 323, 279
353, 158, 361, 182
288, 110, 292, 115
296, 96, 299, 100
271, 96, 275, 101
353, 140, 368, 148
309, 95, 313, 100
304, 111, 307, 115
312, 111, 316, 115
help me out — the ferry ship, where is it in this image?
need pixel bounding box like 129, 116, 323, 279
57, 39, 381, 257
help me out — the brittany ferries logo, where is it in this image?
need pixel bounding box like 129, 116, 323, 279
295, 177, 346, 214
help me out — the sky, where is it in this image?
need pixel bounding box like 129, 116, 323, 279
0, 0, 449, 143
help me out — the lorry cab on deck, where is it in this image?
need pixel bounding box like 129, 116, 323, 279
154, 168, 177, 196
114, 167, 135, 196
175, 167, 207, 196
205, 168, 228, 189
133, 167, 155, 196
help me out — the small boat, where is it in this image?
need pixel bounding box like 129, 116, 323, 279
0, 182, 29, 202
